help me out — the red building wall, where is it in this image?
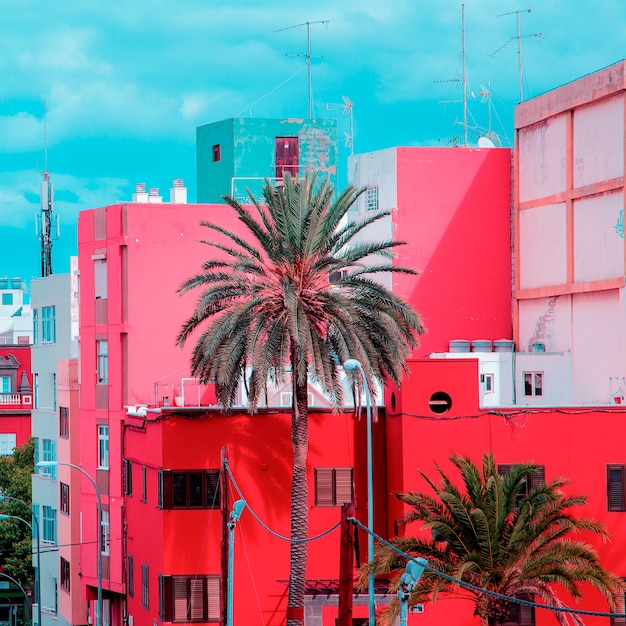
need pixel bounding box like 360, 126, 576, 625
0, 345, 32, 449
393, 147, 513, 355
387, 358, 626, 625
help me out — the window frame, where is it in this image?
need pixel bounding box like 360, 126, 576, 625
127, 555, 134, 598
59, 406, 69, 439
123, 459, 133, 496
42, 505, 57, 545
158, 469, 221, 510
497, 464, 545, 509
100, 509, 110, 555
98, 425, 109, 470
60, 557, 70, 593
366, 185, 379, 212
60, 482, 70, 515
523, 371, 543, 397
97, 340, 109, 384
608, 465, 626, 512
142, 564, 150, 610
159, 574, 220, 623
41, 305, 56, 343
314, 467, 354, 507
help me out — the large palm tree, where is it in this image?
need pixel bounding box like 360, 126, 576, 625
177, 172, 424, 626
368, 453, 625, 626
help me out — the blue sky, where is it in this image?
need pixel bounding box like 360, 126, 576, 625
1, 0, 625, 283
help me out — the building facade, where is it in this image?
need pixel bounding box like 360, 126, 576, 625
196, 117, 338, 204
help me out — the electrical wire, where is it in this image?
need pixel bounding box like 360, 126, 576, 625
348, 517, 626, 620
224, 459, 341, 543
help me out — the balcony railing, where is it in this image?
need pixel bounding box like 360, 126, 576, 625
0, 393, 32, 409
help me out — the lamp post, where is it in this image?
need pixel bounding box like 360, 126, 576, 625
0, 496, 41, 626
36, 461, 102, 626
343, 358, 375, 626
226, 500, 246, 626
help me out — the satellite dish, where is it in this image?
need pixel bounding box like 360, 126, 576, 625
485, 130, 502, 147
478, 136, 496, 148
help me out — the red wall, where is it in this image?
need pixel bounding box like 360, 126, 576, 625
386, 358, 626, 625
394, 147, 513, 356
124, 408, 362, 626
0, 346, 32, 447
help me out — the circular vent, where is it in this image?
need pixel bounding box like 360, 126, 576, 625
429, 391, 452, 414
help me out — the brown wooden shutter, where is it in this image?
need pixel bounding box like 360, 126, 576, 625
206, 576, 220, 622
335, 469, 353, 505
528, 466, 545, 491
159, 574, 172, 622
315, 468, 334, 506
608, 466, 625, 511
189, 578, 204, 620
612, 589, 626, 624
206, 471, 220, 508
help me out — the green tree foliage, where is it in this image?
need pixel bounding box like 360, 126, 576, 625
178, 173, 424, 625
368, 453, 626, 626
0, 438, 35, 585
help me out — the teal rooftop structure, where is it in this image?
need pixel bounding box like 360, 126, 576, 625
196, 117, 338, 203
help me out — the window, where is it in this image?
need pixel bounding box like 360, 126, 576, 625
611, 583, 626, 625
212, 144, 220, 162
127, 555, 135, 598
34, 373, 39, 409
481, 373, 494, 393
53, 373, 57, 410
33, 309, 38, 345
42, 439, 57, 478
275, 136, 298, 179
314, 468, 353, 507
94, 258, 108, 299
159, 575, 220, 622
1, 376, 10, 393
98, 425, 109, 469
42, 506, 57, 544
97, 340, 108, 384
123, 460, 133, 496
498, 464, 545, 509
59, 406, 69, 439
0, 434, 16, 456
100, 510, 110, 555
60, 482, 70, 515
41, 306, 56, 343
142, 564, 149, 609
158, 470, 220, 509
608, 465, 626, 511
142, 465, 147, 502
2, 293, 13, 305
503, 597, 535, 625
60, 557, 70, 592
523, 371, 543, 397
366, 185, 379, 212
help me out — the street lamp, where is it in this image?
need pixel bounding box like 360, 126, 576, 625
226, 500, 246, 626
0, 496, 41, 626
343, 358, 375, 626
36, 461, 102, 626
0, 514, 40, 626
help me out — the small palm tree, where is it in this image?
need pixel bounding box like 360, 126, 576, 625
177, 172, 424, 626
368, 453, 625, 626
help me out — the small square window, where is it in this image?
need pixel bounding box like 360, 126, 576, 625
366, 186, 379, 212
2, 293, 13, 305
212, 144, 221, 162
523, 372, 543, 397
481, 373, 494, 394
315, 468, 353, 507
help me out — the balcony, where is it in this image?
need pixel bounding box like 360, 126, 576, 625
0, 393, 32, 410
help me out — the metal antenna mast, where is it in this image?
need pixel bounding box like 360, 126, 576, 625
462, 4, 467, 146
37, 104, 59, 277
494, 8, 542, 103
275, 19, 329, 118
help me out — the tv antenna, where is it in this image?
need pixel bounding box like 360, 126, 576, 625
275, 19, 329, 118
36, 103, 60, 277
492, 8, 542, 103
326, 95, 354, 154
436, 4, 469, 146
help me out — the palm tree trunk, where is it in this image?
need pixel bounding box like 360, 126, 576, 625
286, 353, 309, 626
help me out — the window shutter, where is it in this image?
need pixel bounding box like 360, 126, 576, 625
335, 468, 353, 505
173, 577, 187, 621
528, 466, 545, 491
315, 469, 334, 506
608, 466, 625, 511
189, 578, 205, 621
159, 574, 171, 622
206, 576, 220, 622
519, 602, 534, 625
206, 471, 220, 508
613, 589, 626, 624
